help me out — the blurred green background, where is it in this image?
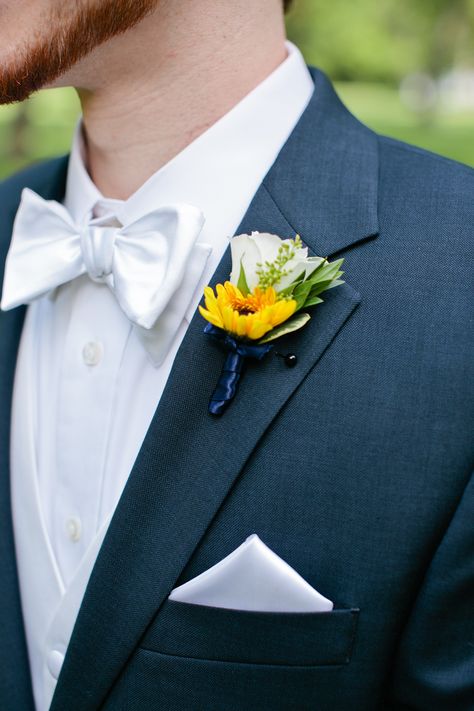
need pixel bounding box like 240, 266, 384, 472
0, 0, 473, 180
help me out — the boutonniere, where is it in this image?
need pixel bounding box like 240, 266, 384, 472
199, 232, 344, 416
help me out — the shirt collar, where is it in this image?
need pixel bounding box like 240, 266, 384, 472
64, 41, 314, 230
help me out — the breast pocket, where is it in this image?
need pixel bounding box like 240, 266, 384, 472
141, 598, 359, 666
105, 600, 361, 711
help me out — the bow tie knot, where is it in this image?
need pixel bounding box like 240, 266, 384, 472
80, 225, 117, 283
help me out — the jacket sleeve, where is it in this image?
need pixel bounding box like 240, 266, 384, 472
388, 471, 474, 710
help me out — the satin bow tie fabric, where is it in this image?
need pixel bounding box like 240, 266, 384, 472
1, 188, 209, 331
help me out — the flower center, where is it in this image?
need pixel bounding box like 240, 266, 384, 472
229, 294, 259, 315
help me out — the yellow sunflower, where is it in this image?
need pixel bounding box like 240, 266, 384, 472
199, 281, 297, 341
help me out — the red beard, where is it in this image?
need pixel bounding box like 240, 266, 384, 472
0, 0, 158, 104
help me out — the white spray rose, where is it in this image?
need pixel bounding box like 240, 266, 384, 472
229, 232, 324, 293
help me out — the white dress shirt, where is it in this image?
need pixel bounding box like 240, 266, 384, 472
10, 41, 314, 710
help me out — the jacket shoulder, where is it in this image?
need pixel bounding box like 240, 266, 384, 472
377, 134, 473, 202
376, 134, 473, 246
0, 156, 69, 209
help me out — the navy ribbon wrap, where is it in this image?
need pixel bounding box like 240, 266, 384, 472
204, 323, 273, 415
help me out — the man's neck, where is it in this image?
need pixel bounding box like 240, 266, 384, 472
67, 1, 286, 200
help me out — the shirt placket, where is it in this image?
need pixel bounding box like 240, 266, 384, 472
52, 276, 132, 585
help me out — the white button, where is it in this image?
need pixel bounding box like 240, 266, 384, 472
66, 516, 82, 542
47, 649, 64, 679
82, 341, 103, 366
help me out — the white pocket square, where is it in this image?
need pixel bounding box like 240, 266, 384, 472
169, 534, 334, 612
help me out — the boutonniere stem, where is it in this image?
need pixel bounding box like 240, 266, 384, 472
204, 323, 272, 415
200, 232, 345, 416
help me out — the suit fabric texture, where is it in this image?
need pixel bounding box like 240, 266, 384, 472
0, 68, 473, 711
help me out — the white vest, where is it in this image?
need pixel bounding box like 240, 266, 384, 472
10, 305, 111, 711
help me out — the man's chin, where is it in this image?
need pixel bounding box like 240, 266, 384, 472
0, 81, 35, 106
0, 57, 75, 105
0, 56, 53, 104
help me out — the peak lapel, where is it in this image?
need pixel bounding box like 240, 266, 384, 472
0, 157, 69, 710
52, 69, 377, 711
264, 67, 379, 257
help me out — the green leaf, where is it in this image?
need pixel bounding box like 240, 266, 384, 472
276, 270, 306, 298
276, 257, 344, 299
237, 259, 250, 295
302, 295, 324, 308
292, 281, 313, 310
288, 269, 307, 286
306, 276, 345, 299
326, 278, 345, 290
300, 259, 328, 286
314, 258, 343, 280
307, 262, 343, 288
307, 280, 335, 298
258, 313, 311, 344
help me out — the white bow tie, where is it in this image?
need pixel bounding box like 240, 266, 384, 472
1, 188, 212, 362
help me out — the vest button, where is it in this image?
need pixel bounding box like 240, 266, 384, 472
47, 649, 64, 680
82, 341, 103, 366
66, 516, 82, 542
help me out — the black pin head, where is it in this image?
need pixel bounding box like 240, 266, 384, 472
284, 353, 298, 367
275, 352, 298, 368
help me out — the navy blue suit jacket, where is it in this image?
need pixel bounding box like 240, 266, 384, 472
0, 69, 473, 710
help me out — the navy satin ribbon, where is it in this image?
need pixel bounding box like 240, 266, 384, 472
204, 323, 273, 415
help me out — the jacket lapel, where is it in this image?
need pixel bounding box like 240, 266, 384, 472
0, 306, 33, 711
51, 69, 378, 711
0, 157, 69, 710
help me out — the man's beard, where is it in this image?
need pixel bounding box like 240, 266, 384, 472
0, 0, 159, 104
